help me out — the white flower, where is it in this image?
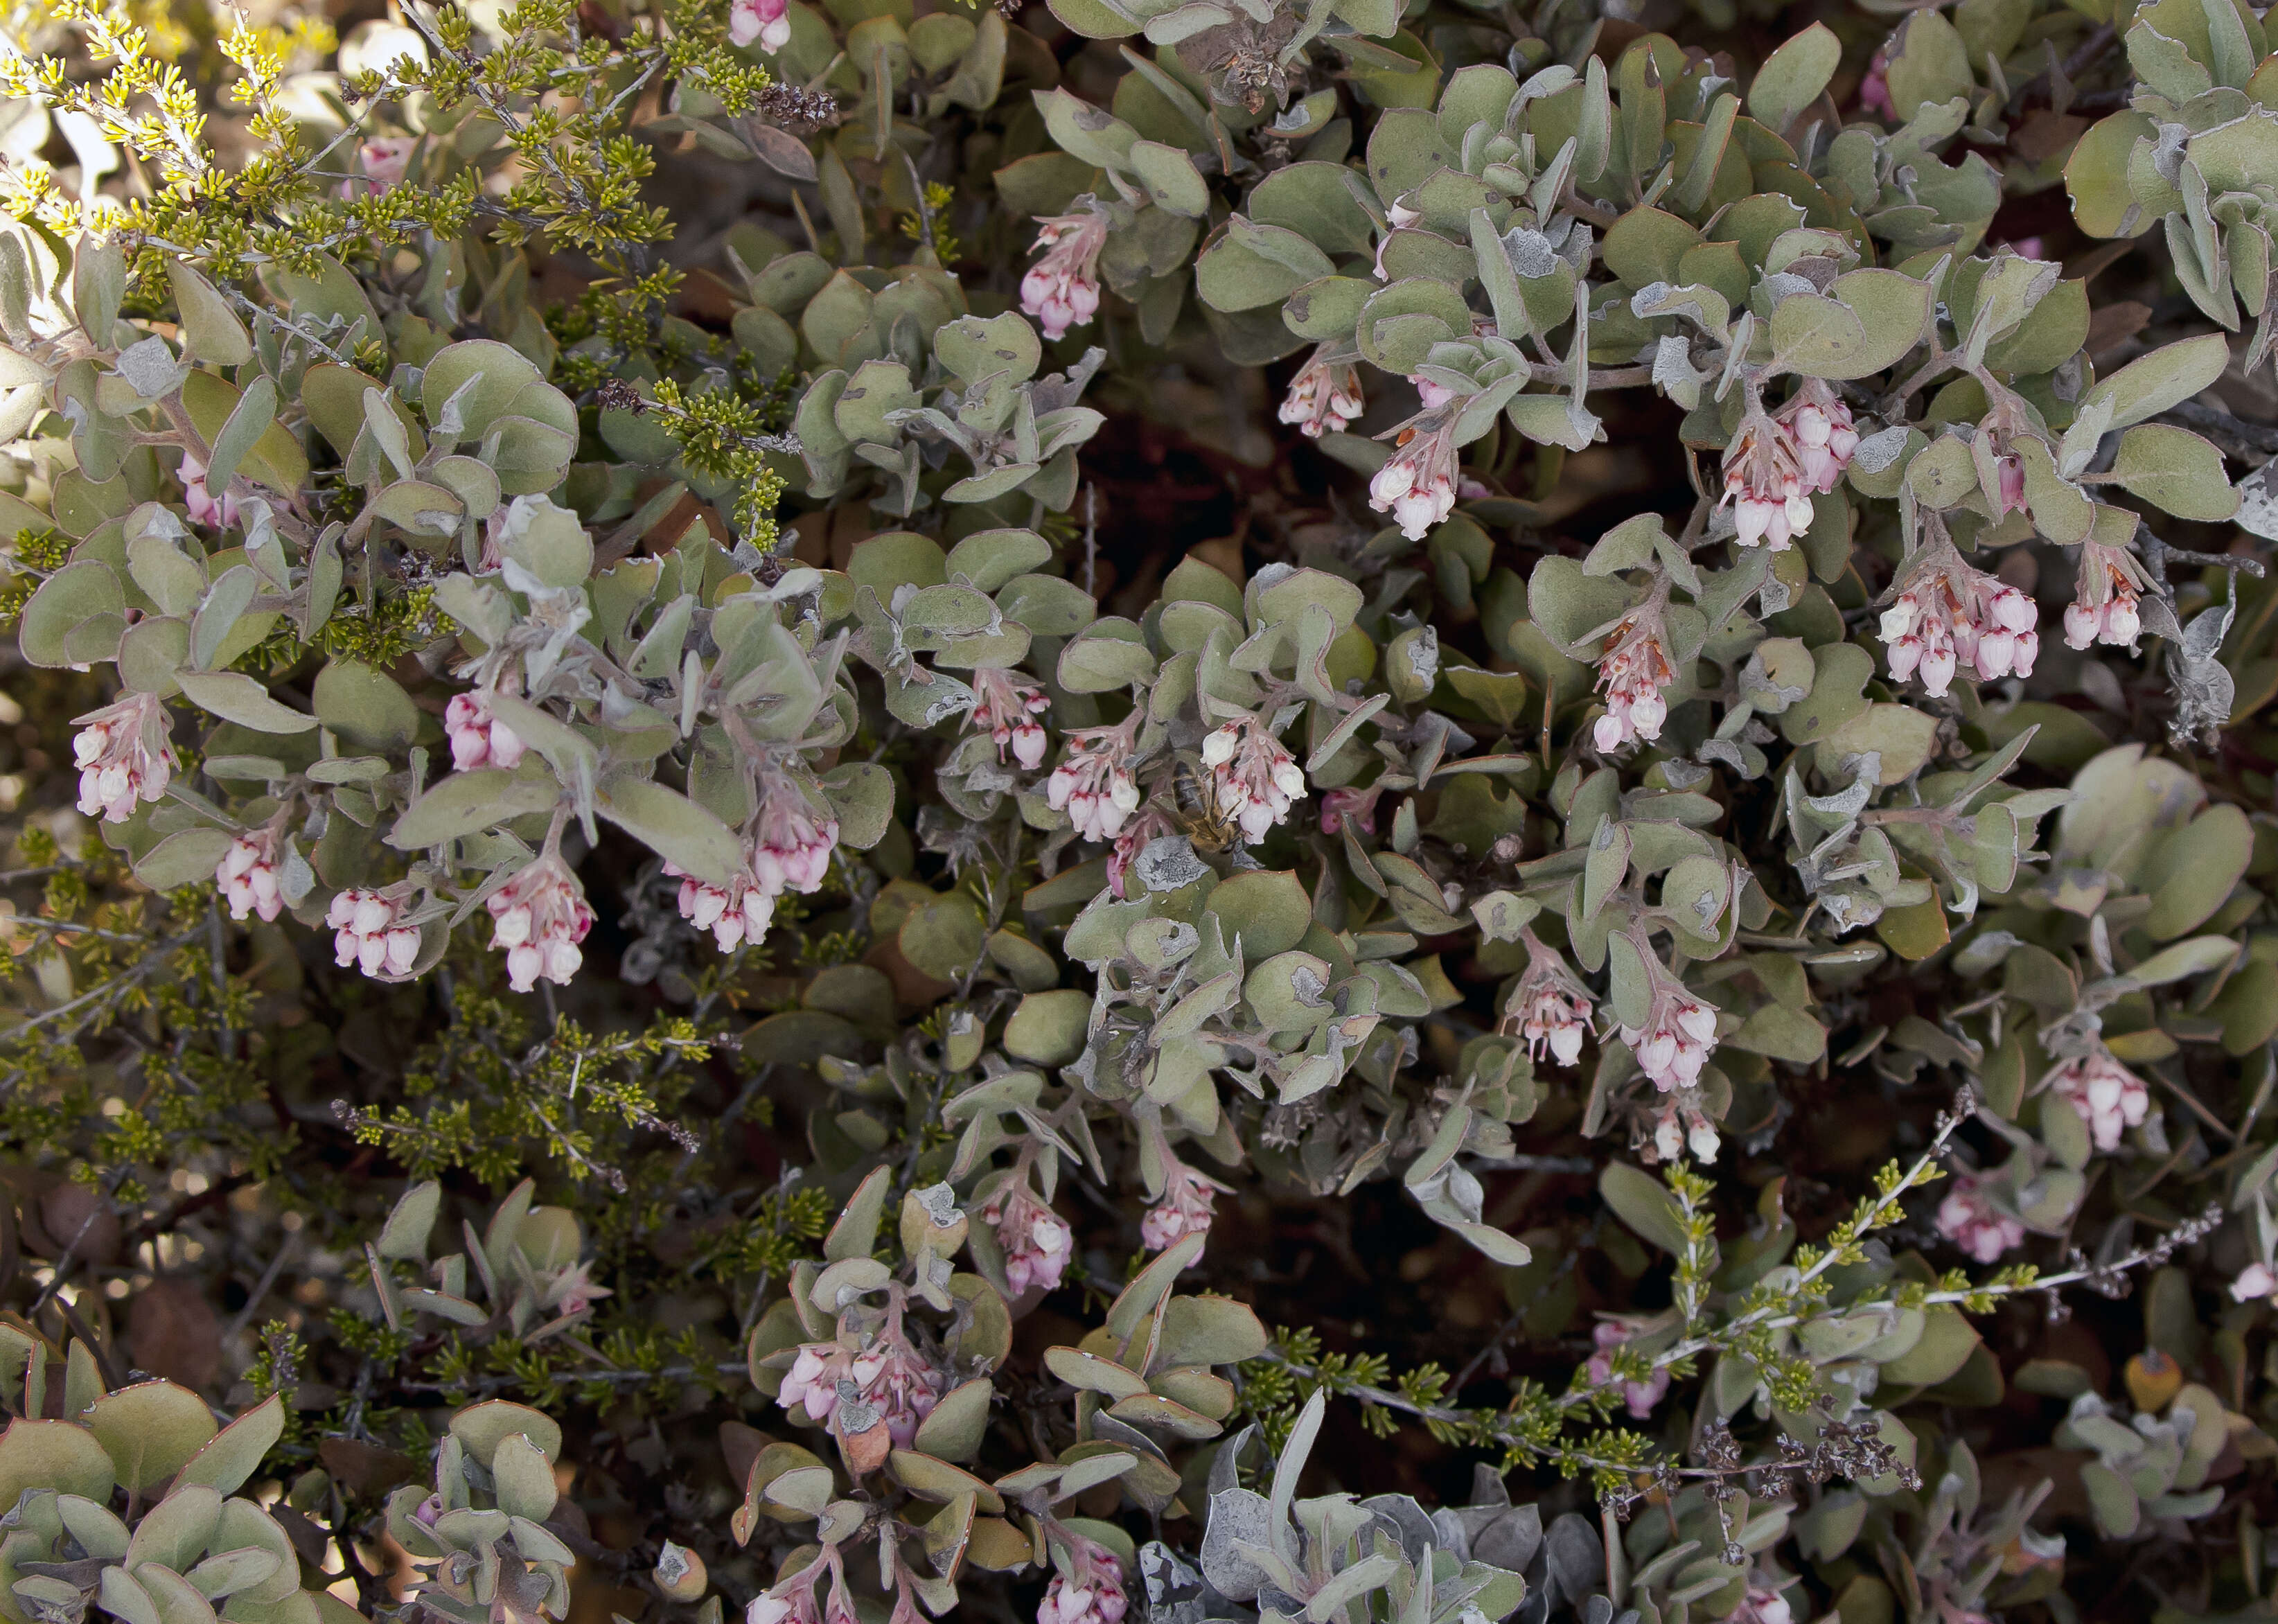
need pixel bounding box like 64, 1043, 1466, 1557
1279, 350, 1364, 439
217, 831, 283, 923
1199, 713, 1306, 842
970, 669, 1050, 770
1047, 719, 1142, 842
2063, 540, 2151, 650
1020, 202, 1110, 341
2047, 1051, 2150, 1151
1879, 538, 2040, 696
1592, 611, 1677, 752
486, 855, 594, 991
1936, 1172, 2024, 1264
327, 888, 423, 978
71, 691, 176, 824
1368, 416, 1459, 541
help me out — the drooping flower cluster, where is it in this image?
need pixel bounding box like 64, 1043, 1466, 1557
1369, 411, 1460, 540
664, 862, 773, 952
2047, 1051, 2150, 1151
750, 768, 842, 896
970, 668, 1050, 770
730, 0, 791, 51
1039, 1536, 1128, 1624
1278, 350, 1363, 439
328, 888, 421, 978
1620, 947, 1718, 1094
1199, 712, 1307, 841
1048, 718, 1142, 843
981, 1182, 1072, 1296
1593, 610, 1677, 752
445, 688, 527, 773
73, 691, 176, 824
777, 1334, 943, 1450
1719, 394, 1837, 551
1880, 542, 2040, 695
1775, 380, 1861, 490
2063, 540, 2150, 649
216, 830, 283, 923
487, 855, 594, 992
178, 452, 240, 529
1584, 1321, 1670, 1419
1139, 1158, 1221, 1254
1502, 933, 1593, 1066
1936, 1172, 2024, 1262
1020, 202, 1109, 341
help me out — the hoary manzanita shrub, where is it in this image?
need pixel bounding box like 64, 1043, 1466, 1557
6, 0, 2278, 1620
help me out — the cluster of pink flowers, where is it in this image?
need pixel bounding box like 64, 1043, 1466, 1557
729, 0, 790, 51
179, 452, 240, 529
749, 771, 841, 895
445, 688, 527, 772
72, 692, 175, 824
1880, 560, 2040, 695
1139, 1160, 1220, 1253
1936, 1172, 2024, 1263
1040, 1537, 1127, 1624
328, 888, 421, 978
1619, 962, 1718, 1093
777, 1336, 944, 1449
1047, 721, 1142, 843
2047, 1051, 2150, 1151
1368, 414, 1460, 540
1584, 1321, 1670, 1418
2063, 541, 2149, 649
1720, 383, 1858, 549
1279, 351, 1363, 439
970, 669, 1050, 770
1199, 714, 1307, 842
1020, 203, 1109, 341
217, 831, 283, 923
487, 855, 594, 992
665, 863, 773, 952
982, 1183, 1072, 1296
1593, 612, 1677, 752
1504, 941, 1593, 1067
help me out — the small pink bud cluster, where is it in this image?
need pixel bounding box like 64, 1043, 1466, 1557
2063, 542, 2148, 650
982, 1183, 1072, 1296
2232, 1262, 2278, 1304
1859, 48, 1893, 116
1774, 381, 1862, 493
1020, 204, 1109, 341
1368, 417, 1459, 541
1936, 1172, 2024, 1264
1139, 1160, 1220, 1253
1279, 351, 1363, 439
445, 689, 527, 773
1048, 723, 1142, 843
1318, 783, 1386, 836
1199, 714, 1307, 842
852, 1341, 945, 1448
664, 863, 773, 952
1593, 613, 1677, 752
2048, 1052, 2149, 1151
217, 831, 283, 923
487, 856, 594, 992
1621, 982, 1718, 1093
1880, 567, 2039, 696
971, 669, 1050, 770
179, 452, 240, 529
1584, 1321, 1670, 1419
1039, 1539, 1127, 1624
72, 692, 175, 824
328, 889, 421, 978
751, 772, 841, 896
730, 0, 790, 50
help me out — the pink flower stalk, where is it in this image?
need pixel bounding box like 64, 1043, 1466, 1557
217, 829, 283, 923
1047, 718, 1142, 843
778, 1341, 860, 1425
342, 136, 415, 197
1502, 933, 1593, 1067
1859, 46, 1893, 118
1106, 803, 1177, 899
750, 764, 840, 896
1021, 203, 1109, 341
1584, 1321, 1670, 1419
1593, 610, 1677, 752
1040, 1537, 1128, 1624
1880, 552, 2040, 696
486, 854, 594, 992
971, 669, 1050, 770
664, 861, 774, 952
730, 0, 790, 51
1619, 946, 1718, 1093
2063, 541, 2151, 650
2047, 1051, 2149, 1151
179, 452, 240, 529
328, 888, 422, 978
1280, 350, 1363, 439
1318, 782, 1386, 836
445, 689, 527, 773
1369, 414, 1460, 540
849, 1340, 944, 1448
982, 1183, 1072, 1296
2232, 1262, 2277, 1303
1936, 1172, 2024, 1263
1719, 407, 1817, 550
1199, 713, 1307, 842
72, 691, 176, 823
1772, 379, 1862, 495
1139, 1158, 1221, 1253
